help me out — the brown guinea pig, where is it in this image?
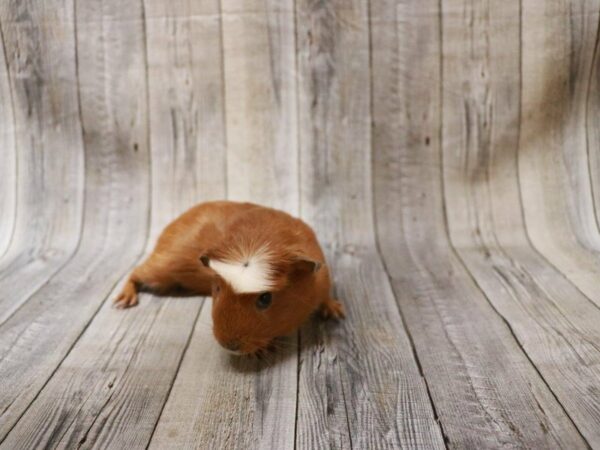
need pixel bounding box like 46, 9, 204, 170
114, 201, 344, 354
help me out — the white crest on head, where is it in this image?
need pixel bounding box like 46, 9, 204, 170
208, 245, 275, 294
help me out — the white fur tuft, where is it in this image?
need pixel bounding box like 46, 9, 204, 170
209, 246, 275, 294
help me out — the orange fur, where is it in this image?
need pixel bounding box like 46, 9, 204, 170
114, 201, 344, 354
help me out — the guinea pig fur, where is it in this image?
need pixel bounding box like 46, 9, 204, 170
114, 201, 344, 355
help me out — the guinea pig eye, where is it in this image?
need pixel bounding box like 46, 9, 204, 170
213, 284, 221, 294
256, 292, 272, 310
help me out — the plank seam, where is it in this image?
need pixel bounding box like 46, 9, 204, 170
1, 0, 157, 441
0, 248, 89, 328
508, 5, 600, 316
512, 2, 595, 441
371, 225, 448, 446
218, 0, 229, 199
141, 0, 153, 245
446, 253, 591, 448
293, 2, 302, 448
438, 1, 590, 444
293, 330, 301, 450
0, 266, 136, 445
0, 0, 88, 329
54, 292, 174, 448
0, 15, 18, 262
338, 359, 354, 450
51, 376, 114, 448
367, 0, 448, 446
145, 298, 206, 449
584, 9, 600, 238
294, 0, 302, 223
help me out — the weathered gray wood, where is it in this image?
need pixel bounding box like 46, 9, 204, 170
0, 0, 150, 442
0, 293, 200, 450
587, 6, 600, 228
1, 0, 239, 446
0, 19, 16, 260
439, 0, 599, 446
296, 0, 445, 448
150, 302, 298, 450
371, 1, 588, 448
1, 0, 599, 448
519, 1, 600, 310
149, 1, 299, 448
514, 0, 600, 443
298, 253, 447, 450
222, 0, 298, 213
144, 0, 227, 239
0, 0, 84, 324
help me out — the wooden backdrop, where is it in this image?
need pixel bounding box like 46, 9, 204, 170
0, 0, 599, 448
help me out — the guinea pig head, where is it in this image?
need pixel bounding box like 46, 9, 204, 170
199, 247, 322, 355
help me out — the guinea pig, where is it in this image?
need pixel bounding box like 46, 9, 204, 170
114, 201, 344, 354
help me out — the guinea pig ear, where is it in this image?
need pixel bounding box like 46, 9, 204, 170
199, 254, 211, 268
291, 256, 323, 274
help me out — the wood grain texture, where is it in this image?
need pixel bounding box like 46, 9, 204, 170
519, 0, 600, 310
296, 0, 444, 447
149, 304, 298, 450
149, 1, 299, 448
221, 0, 298, 213
439, 0, 598, 446
0, 294, 200, 450
515, 0, 600, 442
372, 0, 587, 448
0, 17, 16, 260
0, 0, 151, 442
587, 5, 600, 226
1, 0, 599, 448
298, 254, 445, 450
144, 0, 227, 239
0, 0, 84, 324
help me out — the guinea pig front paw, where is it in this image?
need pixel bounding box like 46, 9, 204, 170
319, 298, 345, 320
113, 287, 139, 309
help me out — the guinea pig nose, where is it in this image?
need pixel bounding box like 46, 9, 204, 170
222, 340, 241, 352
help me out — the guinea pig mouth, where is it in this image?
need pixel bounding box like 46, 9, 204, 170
218, 338, 271, 356
223, 348, 244, 356
217, 339, 244, 355
217, 340, 254, 355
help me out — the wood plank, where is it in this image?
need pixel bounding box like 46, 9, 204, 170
144, 0, 227, 240
221, 0, 298, 213
454, 245, 600, 446
1, 1, 232, 447
0, 18, 17, 260
0, 0, 151, 441
296, 0, 445, 447
0, 0, 85, 324
0, 292, 200, 450
441, 0, 600, 444
0, 0, 597, 448
298, 253, 446, 449
149, 301, 297, 450
586, 6, 600, 225
371, 0, 588, 447
150, 1, 299, 447
295, 0, 374, 249
519, 1, 600, 310
513, 0, 600, 443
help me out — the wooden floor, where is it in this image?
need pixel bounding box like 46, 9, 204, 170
1, 0, 600, 449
